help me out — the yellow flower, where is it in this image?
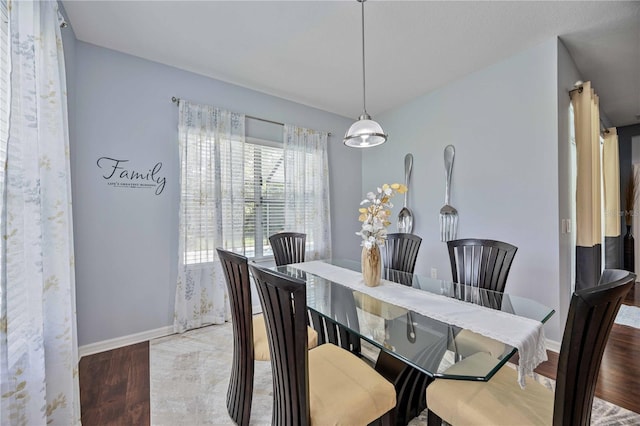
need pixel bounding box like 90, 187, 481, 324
357, 183, 409, 246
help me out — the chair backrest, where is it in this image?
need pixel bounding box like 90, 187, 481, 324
248, 264, 311, 425
553, 269, 635, 426
216, 248, 254, 425
269, 232, 306, 266
383, 233, 422, 274
447, 238, 517, 293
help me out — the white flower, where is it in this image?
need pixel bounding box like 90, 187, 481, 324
357, 183, 408, 248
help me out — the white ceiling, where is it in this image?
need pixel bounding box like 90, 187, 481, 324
62, 1, 640, 127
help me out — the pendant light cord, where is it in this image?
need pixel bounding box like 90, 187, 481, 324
361, 0, 368, 116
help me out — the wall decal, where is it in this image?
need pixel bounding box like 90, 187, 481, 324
97, 157, 167, 195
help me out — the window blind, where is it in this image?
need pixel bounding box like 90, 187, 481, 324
244, 139, 285, 259
183, 136, 286, 263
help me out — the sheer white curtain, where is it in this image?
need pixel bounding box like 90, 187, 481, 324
283, 125, 331, 260
0, 1, 80, 424
174, 101, 245, 332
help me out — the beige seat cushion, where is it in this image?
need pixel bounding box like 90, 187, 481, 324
309, 343, 396, 425
454, 329, 506, 358
252, 314, 318, 361
426, 352, 553, 426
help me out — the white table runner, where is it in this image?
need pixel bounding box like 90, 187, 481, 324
290, 260, 548, 388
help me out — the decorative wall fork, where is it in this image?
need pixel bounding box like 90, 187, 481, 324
440, 145, 458, 241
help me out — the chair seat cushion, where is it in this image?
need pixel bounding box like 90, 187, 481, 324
454, 329, 507, 358
253, 314, 318, 361
426, 352, 553, 426
308, 343, 396, 425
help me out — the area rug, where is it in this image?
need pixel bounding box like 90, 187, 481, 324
615, 305, 640, 329
150, 323, 640, 425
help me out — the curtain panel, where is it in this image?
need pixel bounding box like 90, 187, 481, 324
571, 81, 603, 290
174, 101, 244, 332
283, 124, 332, 260
603, 127, 621, 268
0, 1, 81, 424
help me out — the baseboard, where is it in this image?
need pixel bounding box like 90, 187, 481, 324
545, 338, 561, 353
78, 325, 175, 359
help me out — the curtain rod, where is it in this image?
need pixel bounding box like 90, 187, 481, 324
566, 87, 611, 135
171, 97, 332, 136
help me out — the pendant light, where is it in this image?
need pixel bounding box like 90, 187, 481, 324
343, 0, 387, 148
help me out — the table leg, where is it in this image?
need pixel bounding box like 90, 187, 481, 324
375, 350, 433, 425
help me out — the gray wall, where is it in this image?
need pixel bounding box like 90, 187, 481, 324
631, 134, 640, 164
620, 124, 640, 250
556, 38, 582, 337
364, 38, 564, 341
65, 28, 580, 345
71, 41, 360, 346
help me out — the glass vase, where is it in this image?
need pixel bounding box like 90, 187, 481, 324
361, 244, 381, 287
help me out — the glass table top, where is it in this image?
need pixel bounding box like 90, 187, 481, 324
274, 259, 555, 381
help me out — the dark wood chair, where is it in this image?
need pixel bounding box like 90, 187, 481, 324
446, 239, 518, 358
381, 233, 422, 344
216, 248, 258, 426
269, 232, 306, 266
383, 233, 422, 274
426, 269, 636, 426
379, 233, 430, 422
216, 248, 317, 426
248, 264, 397, 426
447, 238, 518, 293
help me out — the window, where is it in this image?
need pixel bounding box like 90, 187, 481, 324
183, 136, 287, 264
242, 138, 285, 259
569, 104, 576, 292
179, 106, 330, 266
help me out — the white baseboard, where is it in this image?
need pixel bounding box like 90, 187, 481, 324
78, 325, 175, 359
545, 338, 561, 353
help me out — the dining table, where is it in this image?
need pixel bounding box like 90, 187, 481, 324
274, 258, 555, 425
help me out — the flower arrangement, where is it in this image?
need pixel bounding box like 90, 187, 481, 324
357, 183, 408, 249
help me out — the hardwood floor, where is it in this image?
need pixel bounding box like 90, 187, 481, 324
79, 341, 150, 425
79, 284, 640, 425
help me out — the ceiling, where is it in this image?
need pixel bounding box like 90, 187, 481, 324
62, 1, 640, 127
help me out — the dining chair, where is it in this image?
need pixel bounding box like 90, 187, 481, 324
383, 233, 422, 274
216, 248, 318, 426
268, 232, 306, 266
447, 238, 518, 293
447, 238, 518, 358
426, 268, 636, 426
248, 264, 397, 425
381, 233, 422, 344
271, 232, 364, 356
